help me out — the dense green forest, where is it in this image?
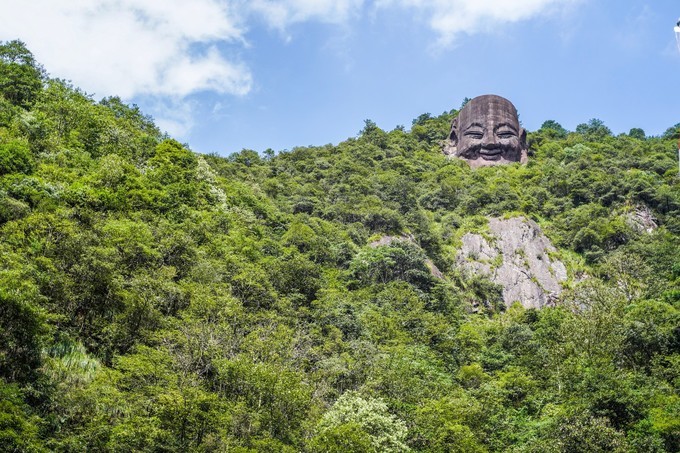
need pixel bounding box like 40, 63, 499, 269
0, 40, 679, 452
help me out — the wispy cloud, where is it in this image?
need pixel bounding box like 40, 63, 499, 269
375, 0, 581, 47
147, 97, 197, 139
246, 0, 364, 29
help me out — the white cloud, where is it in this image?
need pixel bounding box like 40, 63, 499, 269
0, 0, 363, 137
0, 0, 367, 101
246, 0, 365, 30
0, 0, 250, 99
149, 98, 197, 138
376, 0, 580, 47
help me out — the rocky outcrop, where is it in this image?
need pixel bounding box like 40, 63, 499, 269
455, 217, 567, 309
625, 204, 657, 234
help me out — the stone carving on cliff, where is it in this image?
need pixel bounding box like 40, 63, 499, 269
443, 95, 528, 167
455, 217, 567, 309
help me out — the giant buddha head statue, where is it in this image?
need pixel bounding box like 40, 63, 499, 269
444, 95, 528, 167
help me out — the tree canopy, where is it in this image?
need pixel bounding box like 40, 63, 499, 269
0, 41, 679, 452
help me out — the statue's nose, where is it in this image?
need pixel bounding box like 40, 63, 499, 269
481, 133, 498, 147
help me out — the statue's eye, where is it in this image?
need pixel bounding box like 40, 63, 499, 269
465, 132, 483, 139
497, 132, 516, 139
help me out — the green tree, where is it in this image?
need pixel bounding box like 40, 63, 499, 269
314, 392, 409, 452
539, 120, 568, 139
0, 40, 45, 108
0, 265, 49, 383
0, 140, 34, 175
628, 128, 645, 140
0, 381, 44, 452
575, 118, 612, 140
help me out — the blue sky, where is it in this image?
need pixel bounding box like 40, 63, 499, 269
1, 1, 679, 155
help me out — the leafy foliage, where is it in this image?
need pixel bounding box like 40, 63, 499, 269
0, 41, 679, 452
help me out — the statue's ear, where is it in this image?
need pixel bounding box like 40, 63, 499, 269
443, 117, 458, 157
449, 117, 459, 144
519, 127, 529, 163
519, 127, 527, 149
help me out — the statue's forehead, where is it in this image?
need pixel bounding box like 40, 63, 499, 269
458, 95, 520, 128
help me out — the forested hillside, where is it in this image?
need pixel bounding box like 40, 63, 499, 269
1, 40, 679, 452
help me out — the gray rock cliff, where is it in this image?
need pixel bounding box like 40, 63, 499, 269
455, 217, 567, 309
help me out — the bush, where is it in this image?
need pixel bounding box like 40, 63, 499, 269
0, 141, 34, 175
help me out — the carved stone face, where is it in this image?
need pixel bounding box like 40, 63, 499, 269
444, 95, 528, 167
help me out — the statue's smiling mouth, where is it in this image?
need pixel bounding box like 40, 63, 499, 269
479, 148, 502, 158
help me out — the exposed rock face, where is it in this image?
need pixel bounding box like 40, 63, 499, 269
625, 204, 657, 234
456, 217, 567, 309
